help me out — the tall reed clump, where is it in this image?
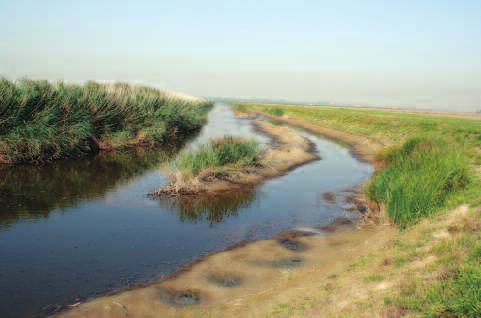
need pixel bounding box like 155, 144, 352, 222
367, 137, 470, 228
0, 78, 212, 164
175, 136, 262, 177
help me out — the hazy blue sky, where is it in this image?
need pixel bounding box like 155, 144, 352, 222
1, 0, 481, 111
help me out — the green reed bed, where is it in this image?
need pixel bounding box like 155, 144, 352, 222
367, 137, 470, 228
175, 136, 262, 176
0, 78, 212, 164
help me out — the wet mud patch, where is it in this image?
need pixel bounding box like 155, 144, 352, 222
246, 254, 305, 269
319, 217, 355, 233
278, 238, 307, 252
206, 272, 242, 288
341, 188, 369, 214
157, 288, 204, 307
322, 192, 336, 203
274, 229, 314, 252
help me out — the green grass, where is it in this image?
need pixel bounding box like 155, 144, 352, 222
396, 214, 481, 318
0, 78, 213, 164
175, 136, 262, 176
234, 103, 481, 165
367, 137, 470, 228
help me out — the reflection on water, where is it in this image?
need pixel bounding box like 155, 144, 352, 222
159, 190, 258, 225
0, 104, 372, 318
0, 148, 176, 229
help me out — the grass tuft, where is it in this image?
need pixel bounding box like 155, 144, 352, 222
175, 136, 262, 176
367, 137, 470, 228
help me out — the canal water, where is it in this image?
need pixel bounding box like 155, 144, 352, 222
0, 104, 372, 318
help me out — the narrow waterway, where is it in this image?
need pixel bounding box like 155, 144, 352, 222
0, 104, 372, 318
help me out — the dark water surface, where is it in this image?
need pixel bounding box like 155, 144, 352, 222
0, 104, 372, 318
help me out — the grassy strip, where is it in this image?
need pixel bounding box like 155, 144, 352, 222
175, 136, 262, 176
0, 78, 213, 164
367, 137, 470, 228
395, 214, 481, 317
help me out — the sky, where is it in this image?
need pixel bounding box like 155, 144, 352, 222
1, 0, 481, 112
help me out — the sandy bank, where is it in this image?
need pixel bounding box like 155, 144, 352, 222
156, 119, 319, 195
55, 223, 394, 318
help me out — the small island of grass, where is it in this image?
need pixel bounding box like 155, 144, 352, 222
176, 136, 262, 176
156, 120, 319, 195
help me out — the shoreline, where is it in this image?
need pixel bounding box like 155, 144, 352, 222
249, 110, 385, 166
56, 223, 393, 318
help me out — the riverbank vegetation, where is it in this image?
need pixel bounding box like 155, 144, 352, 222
234, 103, 481, 317
367, 137, 470, 228
0, 78, 212, 165
160, 136, 263, 193
176, 136, 262, 176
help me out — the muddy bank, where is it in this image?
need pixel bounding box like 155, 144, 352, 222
249, 110, 385, 166
55, 223, 394, 318
156, 119, 319, 195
